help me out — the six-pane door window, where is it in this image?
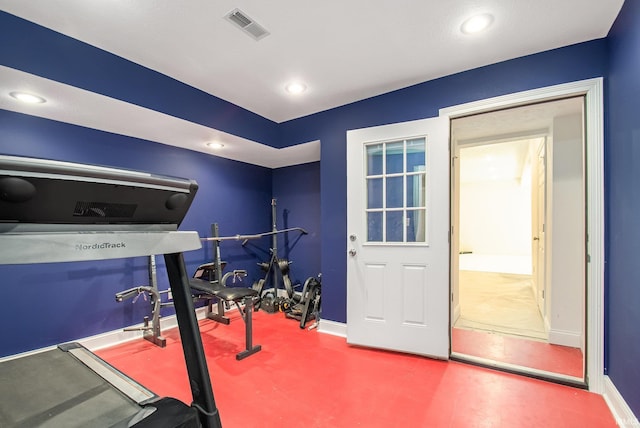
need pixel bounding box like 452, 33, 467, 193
365, 137, 427, 243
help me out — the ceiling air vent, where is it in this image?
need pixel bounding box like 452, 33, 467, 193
225, 8, 270, 41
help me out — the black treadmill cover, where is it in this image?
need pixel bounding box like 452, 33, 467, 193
0, 155, 198, 226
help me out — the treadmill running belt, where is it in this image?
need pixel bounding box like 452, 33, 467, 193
0, 348, 144, 427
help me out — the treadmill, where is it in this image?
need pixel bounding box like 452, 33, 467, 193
0, 155, 222, 428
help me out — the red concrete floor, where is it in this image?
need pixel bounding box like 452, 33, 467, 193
97, 311, 615, 428
452, 327, 584, 378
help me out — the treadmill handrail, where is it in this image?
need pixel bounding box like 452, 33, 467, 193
0, 230, 202, 265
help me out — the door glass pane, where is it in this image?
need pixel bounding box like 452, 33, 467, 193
406, 173, 426, 208
366, 144, 383, 176
386, 176, 403, 208
386, 211, 404, 242
406, 209, 426, 242
367, 178, 383, 209
367, 211, 383, 242
386, 141, 404, 174
406, 138, 426, 172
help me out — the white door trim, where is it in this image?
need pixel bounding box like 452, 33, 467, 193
440, 78, 604, 393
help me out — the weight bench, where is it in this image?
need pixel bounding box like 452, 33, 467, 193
189, 278, 262, 360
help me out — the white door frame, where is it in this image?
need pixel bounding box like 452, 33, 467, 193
440, 78, 604, 393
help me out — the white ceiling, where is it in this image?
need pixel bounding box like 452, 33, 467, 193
451, 97, 585, 144
0, 1, 623, 166
0, 0, 623, 123
459, 138, 540, 183
453, 96, 584, 183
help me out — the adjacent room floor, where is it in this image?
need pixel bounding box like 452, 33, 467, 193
455, 270, 547, 340
452, 269, 584, 378
96, 310, 615, 428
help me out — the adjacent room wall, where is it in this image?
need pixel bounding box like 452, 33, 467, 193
546, 113, 585, 348
459, 178, 532, 257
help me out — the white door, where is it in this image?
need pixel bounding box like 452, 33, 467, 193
534, 141, 547, 316
346, 117, 450, 358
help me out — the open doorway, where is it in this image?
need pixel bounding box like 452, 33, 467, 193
450, 96, 586, 385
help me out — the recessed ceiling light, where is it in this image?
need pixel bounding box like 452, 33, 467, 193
206, 142, 225, 149
9, 91, 46, 104
285, 82, 307, 95
461, 13, 494, 34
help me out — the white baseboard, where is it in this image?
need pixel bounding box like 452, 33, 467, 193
548, 328, 582, 348
318, 319, 346, 337
0, 344, 58, 363
79, 307, 210, 351
603, 375, 640, 427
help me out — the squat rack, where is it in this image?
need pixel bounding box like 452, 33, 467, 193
200, 199, 307, 301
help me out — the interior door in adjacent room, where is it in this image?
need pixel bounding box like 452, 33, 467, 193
346, 116, 450, 358
533, 140, 547, 316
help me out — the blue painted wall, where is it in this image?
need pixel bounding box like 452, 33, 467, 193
271, 162, 322, 288
605, 0, 640, 416
279, 39, 608, 324
0, 110, 273, 357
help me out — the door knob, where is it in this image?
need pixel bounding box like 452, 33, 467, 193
349, 234, 357, 242
533, 237, 539, 241
348, 248, 357, 257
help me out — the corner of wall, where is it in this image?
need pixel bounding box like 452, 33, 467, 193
603, 376, 640, 427
79, 307, 211, 351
